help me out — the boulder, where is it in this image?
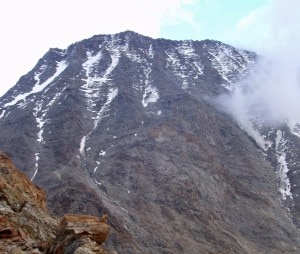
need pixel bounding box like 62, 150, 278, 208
49, 214, 110, 253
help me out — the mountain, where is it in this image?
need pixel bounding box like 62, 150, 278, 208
1, 30, 300, 253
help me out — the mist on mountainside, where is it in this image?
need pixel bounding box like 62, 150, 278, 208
219, 0, 300, 130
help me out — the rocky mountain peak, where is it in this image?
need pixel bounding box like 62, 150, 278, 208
1, 31, 300, 253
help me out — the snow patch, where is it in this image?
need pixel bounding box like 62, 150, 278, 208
33, 65, 47, 84
80, 47, 119, 157
288, 121, 300, 139
275, 130, 292, 200
94, 179, 102, 186
0, 110, 6, 120
141, 64, 159, 107
114, 200, 129, 214
46, 89, 64, 108
142, 86, 159, 107
81, 49, 119, 129
33, 102, 46, 143
166, 41, 204, 90
101, 51, 120, 83
99, 150, 106, 156
31, 153, 40, 181
80, 136, 87, 154
93, 88, 118, 129
148, 44, 154, 58
208, 44, 255, 90
5, 60, 68, 107
81, 51, 103, 103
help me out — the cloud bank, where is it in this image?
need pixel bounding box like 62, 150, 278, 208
221, 0, 300, 129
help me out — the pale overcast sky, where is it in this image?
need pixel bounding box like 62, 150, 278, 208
0, 0, 298, 96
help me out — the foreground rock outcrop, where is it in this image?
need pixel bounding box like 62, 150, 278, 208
49, 214, 110, 254
0, 152, 113, 253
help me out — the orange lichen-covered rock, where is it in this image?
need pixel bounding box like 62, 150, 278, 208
0, 152, 47, 211
60, 214, 110, 244
0, 153, 58, 253
0, 153, 114, 253
49, 214, 110, 253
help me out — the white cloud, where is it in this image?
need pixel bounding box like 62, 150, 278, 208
160, 0, 199, 26
231, 4, 271, 52
221, 0, 300, 128
232, 0, 300, 54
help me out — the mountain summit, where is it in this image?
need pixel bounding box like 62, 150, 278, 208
0, 31, 300, 253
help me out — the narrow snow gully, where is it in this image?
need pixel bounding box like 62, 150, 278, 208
5, 60, 68, 108
275, 130, 293, 201
30, 60, 68, 181
79, 40, 120, 180
165, 41, 204, 90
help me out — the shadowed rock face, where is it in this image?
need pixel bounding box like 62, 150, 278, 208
1, 31, 300, 253
0, 153, 112, 254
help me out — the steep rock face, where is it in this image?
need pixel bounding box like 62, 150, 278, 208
0, 153, 112, 254
0, 31, 300, 253
0, 152, 57, 253
0, 152, 47, 210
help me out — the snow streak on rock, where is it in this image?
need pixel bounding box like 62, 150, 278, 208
31, 153, 40, 181
33, 102, 45, 143
148, 44, 154, 58
0, 110, 6, 120
34, 65, 47, 85
31, 82, 65, 181
101, 49, 120, 82
81, 51, 103, 111
24, 61, 68, 181
166, 41, 203, 90
288, 121, 300, 139
140, 58, 159, 108
142, 85, 159, 107
79, 136, 87, 155
178, 41, 204, 76
5, 61, 68, 107
118, 40, 160, 108
275, 130, 292, 200
123, 42, 143, 63
80, 41, 120, 156
93, 88, 118, 129
208, 43, 254, 90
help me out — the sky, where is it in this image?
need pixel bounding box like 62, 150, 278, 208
0, 0, 294, 97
